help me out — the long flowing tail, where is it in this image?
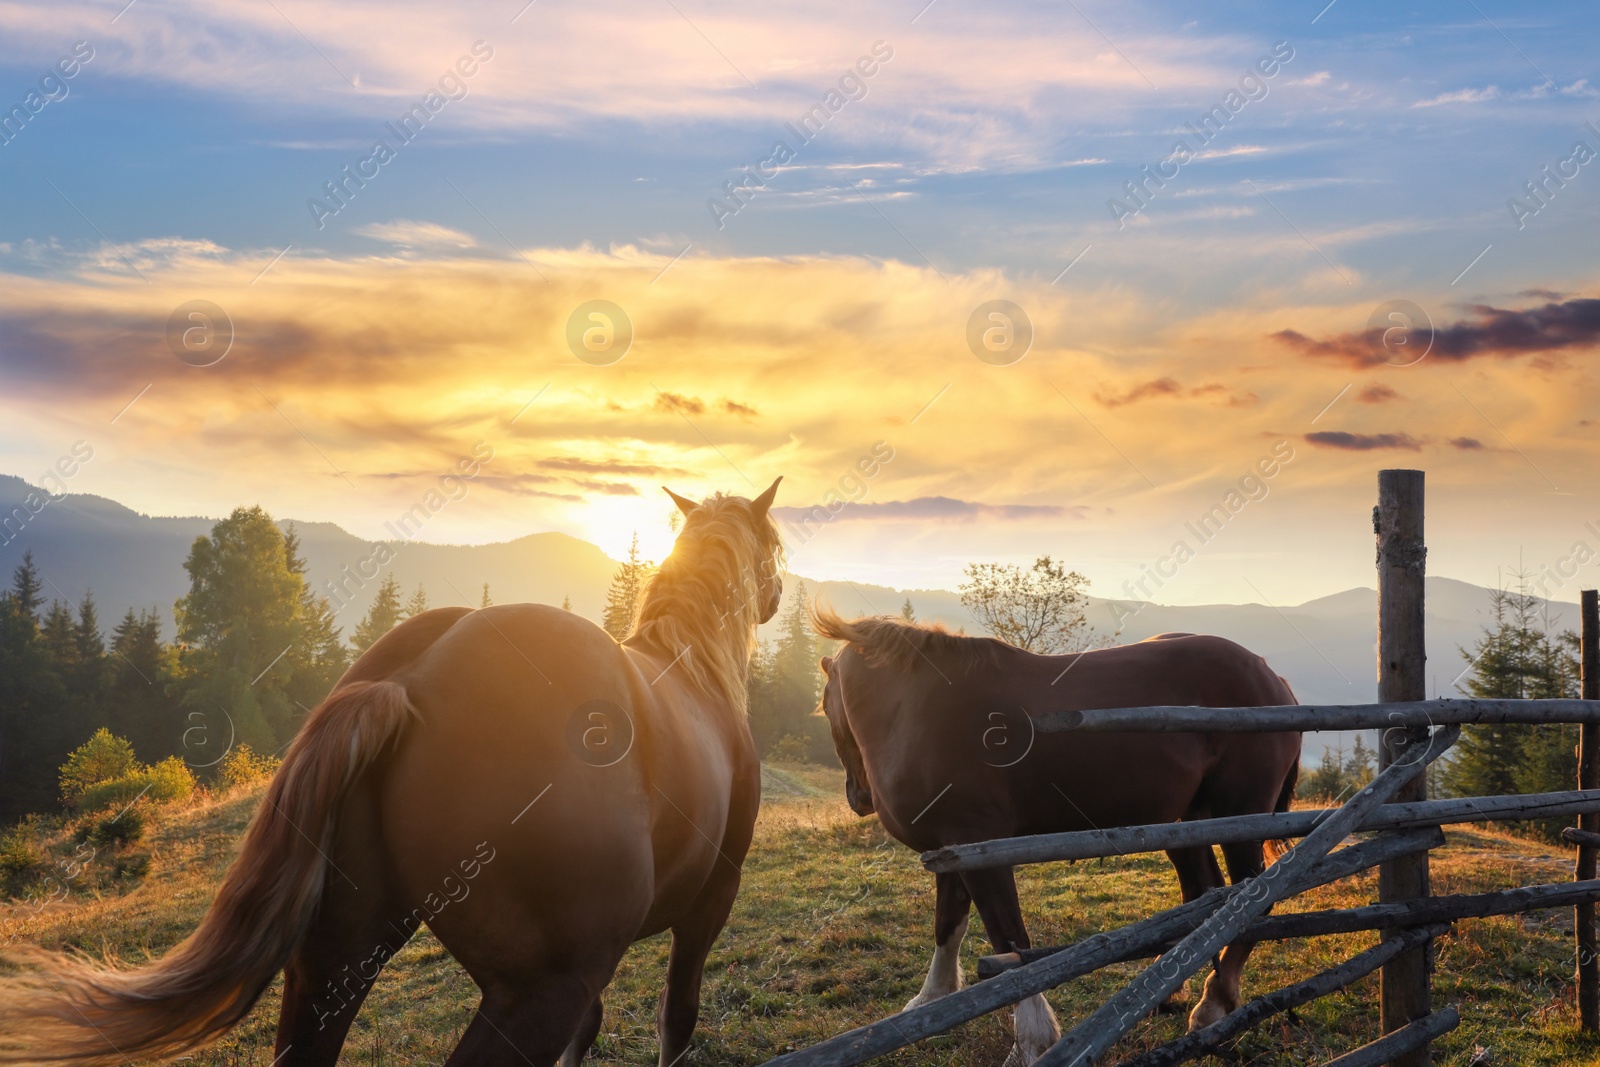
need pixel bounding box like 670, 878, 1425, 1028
0, 679, 417, 1064
1263, 759, 1300, 865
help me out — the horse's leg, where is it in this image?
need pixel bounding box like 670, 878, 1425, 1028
560, 996, 604, 1067
905, 870, 972, 1010
275, 791, 414, 1066
1189, 840, 1266, 1030
658, 866, 743, 1067
961, 866, 1060, 1066
1160, 845, 1226, 1012
444, 977, 599, 1067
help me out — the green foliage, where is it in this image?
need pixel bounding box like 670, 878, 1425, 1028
88, 807, 146, 847
216, 743, 282, 790
748, 582, 838, 764
0, 826, 45, 884
959, 556, 1106, 654
404, 583, 429, 619
352, 572, 404, 654
1440, 578, 1582, 841
59, 728, 138, 805
602, 533, 651, 641
71, 750, 196, 813
1298, 734, 1375, 802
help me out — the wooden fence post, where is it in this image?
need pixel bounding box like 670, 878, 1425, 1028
1375, 469, 1431, 1066
1579, 588, 1599, 1031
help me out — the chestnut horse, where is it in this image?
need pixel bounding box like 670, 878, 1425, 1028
812, 609, 1300, 1065
0, 481, 784, 1067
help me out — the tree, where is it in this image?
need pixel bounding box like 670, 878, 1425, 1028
352, 573, 404, 655
561, 595, 572, 612
747, 581, 835, 762
900, 598, 916, 622
10, 549, 42, 622
58, 727, 138, 805
959, 556, 1104, 655
602, 533, 651, 641
1440, 578, 1581, 837
404, 584, 430, 619
283, 525, 349, 723
174, 506, 305, 751
480, 583, 493, 609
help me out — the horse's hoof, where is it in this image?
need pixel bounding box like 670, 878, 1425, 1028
1187, 998, 1231, 1031
1156, 991, 1191, 1014
1001, 1044, 1032, 1067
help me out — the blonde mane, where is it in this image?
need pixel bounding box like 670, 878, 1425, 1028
628, 493, 784, 712
809, 603, 1002, 673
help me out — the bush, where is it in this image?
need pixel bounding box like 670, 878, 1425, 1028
216, 744, 281, 790
89, 808, 146, 848
59, 729, 139, 806
768, 734, 813, 763
0, 828, 45, 888
74, 758, 197, 813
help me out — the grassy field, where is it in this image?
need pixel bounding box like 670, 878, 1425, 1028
4, 764, 1599, 1066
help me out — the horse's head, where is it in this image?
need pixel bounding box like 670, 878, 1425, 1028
819, 653, 875, 816
662, 477, 785, 623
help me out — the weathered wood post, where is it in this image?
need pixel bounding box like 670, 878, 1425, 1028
1375, 469, 1431, 1065
1579, 588, 1599, 1031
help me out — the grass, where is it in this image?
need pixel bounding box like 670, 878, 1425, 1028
3, 766, 1599, 1066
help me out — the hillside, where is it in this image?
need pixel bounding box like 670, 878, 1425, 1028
2, 773, 1595, 1064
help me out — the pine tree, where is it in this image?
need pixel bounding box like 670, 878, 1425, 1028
404, 584, 430, 619
1441, 578, 1581, 829
282, 523, 349, 726
901, 598, 916, 622
74, 593, 104, 662
480, 583, 493, 609
352, 573, 404, 654
747, 581, 832, 761
602, 534, 651, 641
561, 595, 572, 612
11, 550, 42, 622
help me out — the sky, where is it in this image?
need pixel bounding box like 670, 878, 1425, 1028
1, 0, 1597, 610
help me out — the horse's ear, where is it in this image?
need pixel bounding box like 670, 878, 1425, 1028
750, 476, 781, 518
663, 487, 699, 516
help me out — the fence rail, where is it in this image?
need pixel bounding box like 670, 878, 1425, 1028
1036, 697, 1600, 734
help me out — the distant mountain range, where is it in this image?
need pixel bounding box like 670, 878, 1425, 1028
3, 474, 1588, 762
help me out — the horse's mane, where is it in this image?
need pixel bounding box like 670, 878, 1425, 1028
809, 603, 1002, 673
629, 492, 784, 712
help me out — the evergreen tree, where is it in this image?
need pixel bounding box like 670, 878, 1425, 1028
602, 534, 651, 641
561, 595, 572, 612
747, 581, 834, 761
0, 580, 68, 819
281, 523, 349, 731
404, 584, 430, 619
480, 583, 493, 609
11, 549, 42, 622
1441, 578, 1581, 837
901, 598, 916, 622
40, 600, 79, 672
352, 573, 404, 655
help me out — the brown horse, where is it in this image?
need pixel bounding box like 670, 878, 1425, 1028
811, 609, 1300, 1064
0, 481, 784, 1067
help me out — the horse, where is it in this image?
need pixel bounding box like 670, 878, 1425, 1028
811, 608, 1301, 1065
0, 480, 785, 1067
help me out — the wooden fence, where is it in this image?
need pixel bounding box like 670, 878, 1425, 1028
762, 470, 1600, 1067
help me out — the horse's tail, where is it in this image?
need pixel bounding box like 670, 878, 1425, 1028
1262, 759, 1299, 865
0, 679, 417, 1065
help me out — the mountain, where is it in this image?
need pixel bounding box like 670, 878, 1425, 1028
2, 474, 1587, 762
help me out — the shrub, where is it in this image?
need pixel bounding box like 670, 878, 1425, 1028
768, 734, 813, 763
89, 808, 146, 848
216, 744, 282, 790
59, 729, 139, 806
74, 758, 196, 814
0, 828, 44, 888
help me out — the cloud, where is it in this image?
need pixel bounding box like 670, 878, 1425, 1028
1358, 383, 1399, 403
653, 392, 705, 416
537, 457, 691, 476
353, 220, 478, 250
721, 399, 760, 418
1304, 431, 1423, 451
773, 496, 1077, 523
1097, 377, 1255, 407
1450, 437, 1485, 450
1273, 296, 1600, 367
1412, 80, 1598, 107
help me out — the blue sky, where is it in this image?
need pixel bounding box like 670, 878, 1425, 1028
1, 0, 1596, 604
